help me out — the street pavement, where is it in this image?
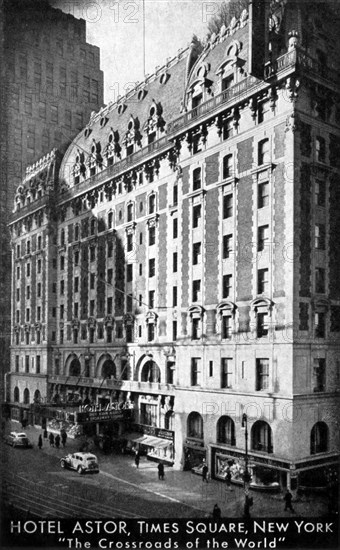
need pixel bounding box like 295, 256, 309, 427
5, 421, 330, 519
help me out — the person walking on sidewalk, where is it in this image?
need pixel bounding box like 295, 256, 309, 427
284, 490, 295, 512
61, 430, 67, 448
55, 434, 61, 449
158, 462, 165, 480
38, 434, 43, 450
212, 504, 221, 521
202, 463, 209, 482
135, 451, 140, 469
49, 432, 55, 447
225, 468, 233, 491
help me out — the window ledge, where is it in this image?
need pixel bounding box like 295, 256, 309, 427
187, 189, 205, 200
251, 163, 275, 175
217, 176, 238, 188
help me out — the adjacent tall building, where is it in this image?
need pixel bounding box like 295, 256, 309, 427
0, 0, 104, 394
6, 0, 340, 492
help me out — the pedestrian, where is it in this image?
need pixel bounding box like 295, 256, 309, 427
135, 451, 140, 469
55, 434, 60, 449
244, 495, 253, 519
202, 463, 209, 482
225, 468, 233, 491
284, 490, 295, 512
61, 431, 67, 448
49, 432, 55, 447
158, 462, 165, 480
38, 434, 43, 450
212, 503, 221, 521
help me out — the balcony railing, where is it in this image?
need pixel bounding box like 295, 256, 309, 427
48, 375, 175, 394
60, 135, 172, 203
10, 194, 51, 224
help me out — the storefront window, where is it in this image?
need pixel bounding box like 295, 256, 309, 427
140, 402, 157, 426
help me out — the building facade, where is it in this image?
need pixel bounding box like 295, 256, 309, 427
7, 1, 340, 491
0, 0, 104, 395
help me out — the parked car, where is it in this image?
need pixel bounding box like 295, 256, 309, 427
60, 452, 99, 474
4, 431, 33, 448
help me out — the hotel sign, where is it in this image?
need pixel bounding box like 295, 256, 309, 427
76, 402, 133, 424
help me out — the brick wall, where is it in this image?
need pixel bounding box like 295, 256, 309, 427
158, 183, 167, 210
205, 152, 220, 185
273, 163, 286, 298
237, 175, 253, 301
181, 198, 189, 308
274, 122, 286, 158
204, 187, 219, 304
157, 212, 167, 308
182, 166, 190, 195
237, 137, 253, 172
299, 163, 311, 297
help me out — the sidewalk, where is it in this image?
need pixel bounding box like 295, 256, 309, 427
7, 421, 330, 518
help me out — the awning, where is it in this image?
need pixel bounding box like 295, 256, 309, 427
124, 433, 173, 448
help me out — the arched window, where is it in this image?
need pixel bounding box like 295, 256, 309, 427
217, 416, 236, 445
69, 357, 81, 377
101, 359, 116, 379
187, 411, 203, 439
14, 387, 20, 402
141, 360, 161, 383
251, 420, 273, 453
23, 388, 30, 405
127, 203, 134, 222
141, 360, 161, 382
148, 194, 156, 214
310, 422, 328, 454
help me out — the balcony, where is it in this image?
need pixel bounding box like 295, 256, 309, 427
59, 135, 173, 203
10, 194, 51, 224
48, 375, 175, 395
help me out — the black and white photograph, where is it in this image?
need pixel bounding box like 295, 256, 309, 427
0, 1, 339, 549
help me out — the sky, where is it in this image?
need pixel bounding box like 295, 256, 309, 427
50, 0, 224, 104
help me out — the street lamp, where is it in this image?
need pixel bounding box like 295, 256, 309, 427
242, 413, 252, 518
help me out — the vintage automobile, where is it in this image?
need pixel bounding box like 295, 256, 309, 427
4, 431, 33, 448
60, 452, 99, 474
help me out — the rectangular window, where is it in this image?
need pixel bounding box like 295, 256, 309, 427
315, 268, 325, 293
258, 138, 270, 165
257, 312, 269, 337
173, 320, 177, 341
315, 312, 326, 338
26, 263, 31, 277
223, 234, 232, 259
74, 276, 79, 293
60, 304, 64, 320
315, 224, 326, 249
139, 264, 142, 276
256, 358, 269, 391
36, 306, 41, 321
108, 242, 113, 258
193, 167, 201, 190
315, 136, 326, 163
191, 358, 201, 386
127, 233, 133, 252
15, 356, 19, 372
192, 280, 201, 302
74, 302, 79, 317
90, 247, 96, 262
173, 184, 178, 205
223, 194, 233, 218
149, 290, 155, 309
16, 288, 20, 301
221, 357, 233, 388
173, 218, 178, 238
257, 268, 269, 294
26, 308, 30, 322
315, 179, 326, 207
173, 252, 178, 273
126, 264, 133, 282
172, 286, 177, 307
192, 242, 201, 265
149, 258, 155, 277
313, 358, 325, 392
149, 226, 156, 246
60, 280, 65, 295
147, 323, 155, 342
258, 225, 269, 252
222, 274, 232, 299
107, 268, 113, 285
126, 294, 133, 312
257, 101, 270, 124
222, 118, 233, 140
25, 356, 30, 373
51, 105, 58, 123
192, 318, 200, 340
193, 204, 201, 228
222, 74, 234, 91
107, 297, 113, 314
192, 95, 202, 109
258, 181, 269, 208
222, 315, 232, 339
90, 300, 95, 316
223, 155, 233, 179
26, 286, 30, 299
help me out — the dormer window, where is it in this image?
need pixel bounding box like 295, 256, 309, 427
148, 132, 156, 144
127, 144, 133, 156
192, 94, 202, 109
